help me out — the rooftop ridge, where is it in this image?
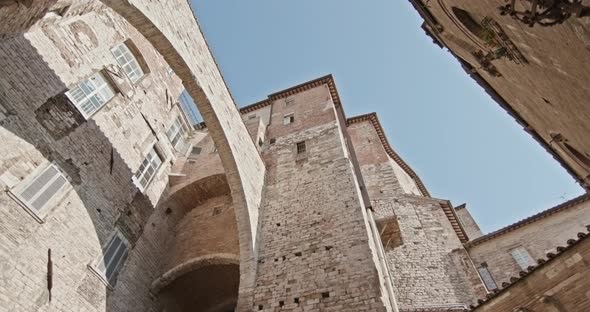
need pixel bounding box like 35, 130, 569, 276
347, 112, 431, 198
465, 193, 590, 248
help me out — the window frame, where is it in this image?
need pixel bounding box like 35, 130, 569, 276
296, 141, 306, 154
166, 115, 188, 151
8, 162, 69, 223
510, 246, 535, 269
65, 71, 116, 119
477, 264, 498, 291
88, 230, 130, 288
111, 42, 145, 84
283, 113, 295, 125
133, 145, 164, 192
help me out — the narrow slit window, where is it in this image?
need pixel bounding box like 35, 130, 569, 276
134, 146, 163, 190
13, 164, 68, 216
92, 231, 129, 286
111, 42, 144, 83
65, 72, 115, 118
477, 264, 498, 291
296, 141, 306, 154
283, 113, 294, 125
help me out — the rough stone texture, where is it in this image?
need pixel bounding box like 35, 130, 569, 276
409, 0, 590, 189
347, 120, 486, 311
0, 4, 189, 311
455, 205, 483, 240
473, 232, 590, 312
251, 84, 390, 311
467, 196, 590, 287
95, 3, 267, 302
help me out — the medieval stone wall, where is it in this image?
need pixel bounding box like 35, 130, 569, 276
467, 197, 590, 287
251, 84, 389, 311
347, 120, 484, 310
0, 3, 211, 311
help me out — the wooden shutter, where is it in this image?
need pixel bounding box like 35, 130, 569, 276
18, 165, 67, 212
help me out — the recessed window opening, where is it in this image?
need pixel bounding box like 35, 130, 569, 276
510, 246, 535, 269
286, 98, 294, 106
111, 42, 144, 83
477, 263, 497, 291
91, 231, 129, 286
166, 115, 188, 151
283, 113, 294, 125
65, 72, 115, 118
134, 146, 163, 190
296, 141, 306, 154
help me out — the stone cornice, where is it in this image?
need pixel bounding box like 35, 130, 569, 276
347, 113, 431, 198
465, 194, 590, 248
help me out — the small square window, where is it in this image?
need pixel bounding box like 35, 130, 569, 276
90, 230, 130, 286
285, 98, 294, 106
283, 113, 294, 125
296, 141, 306, 154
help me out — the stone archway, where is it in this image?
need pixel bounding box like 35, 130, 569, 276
98, 0, 266, 307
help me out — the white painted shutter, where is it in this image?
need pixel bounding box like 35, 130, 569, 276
19, 165, 67, 212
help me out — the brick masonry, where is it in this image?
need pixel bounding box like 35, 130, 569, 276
251, 84, 390, 312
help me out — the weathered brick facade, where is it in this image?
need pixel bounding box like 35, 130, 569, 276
3, 1, 588, 312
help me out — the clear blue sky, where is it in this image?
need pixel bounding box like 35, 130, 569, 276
191, 0, 584, 233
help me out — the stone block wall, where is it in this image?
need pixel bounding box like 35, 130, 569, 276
251, 84, 389, 311
467, 196, 590, 288
0, 4, 197, 311
347, 119, 485, 310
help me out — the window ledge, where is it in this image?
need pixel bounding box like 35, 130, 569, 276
86, 264, 115, 290
7, 190, 46, 224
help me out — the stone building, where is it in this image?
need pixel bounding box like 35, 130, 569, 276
408, 0, 590, 191
453, 194, 590, 293
0, 1, 588, 312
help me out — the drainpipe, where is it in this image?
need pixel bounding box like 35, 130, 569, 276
367, 207, 399, 312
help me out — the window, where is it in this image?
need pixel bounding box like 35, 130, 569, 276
111, 42, 144, 83
283, 113, 294, 125
91, 231, 129, 286
477, 264, 497, 291
285, 98, 294, 106
510, 246, 535, 269
166, 116, 188, 151
258, 138, 263, 147
11, 164, 68, 218
376, 217, 403, 250
134, 146, 163, 190
248, 114, 257, 120
296, 141, 306, 154
66, 72, 115, 118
